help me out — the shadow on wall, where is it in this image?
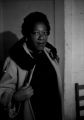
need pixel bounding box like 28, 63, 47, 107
0, 31, 19, 72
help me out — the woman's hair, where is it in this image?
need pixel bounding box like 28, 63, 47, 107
21, 11, 50, 37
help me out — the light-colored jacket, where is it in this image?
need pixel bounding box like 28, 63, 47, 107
0, 42, 62, 119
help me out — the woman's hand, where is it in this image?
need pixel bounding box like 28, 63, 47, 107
13, 86, 34, 102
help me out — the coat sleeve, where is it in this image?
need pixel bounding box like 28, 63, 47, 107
0, 57, 17, 107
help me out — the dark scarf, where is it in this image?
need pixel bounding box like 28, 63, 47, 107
9, 38, 59, 70
9, 39, 35, 70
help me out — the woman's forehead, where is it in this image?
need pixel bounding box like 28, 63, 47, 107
33, 22, 47, 31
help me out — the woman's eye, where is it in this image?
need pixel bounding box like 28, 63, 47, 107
32, 31, 48, 37
32, 32, 39, 35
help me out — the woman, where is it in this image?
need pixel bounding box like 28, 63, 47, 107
0, 11, 62, 120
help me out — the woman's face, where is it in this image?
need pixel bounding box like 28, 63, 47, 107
28, 22, 49, 52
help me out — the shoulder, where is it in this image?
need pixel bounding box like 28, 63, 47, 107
3, 57, 17, 72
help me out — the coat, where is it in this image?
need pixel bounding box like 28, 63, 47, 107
0, 41, 62, 120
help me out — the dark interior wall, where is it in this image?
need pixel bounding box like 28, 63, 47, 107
0, 0, 55, 62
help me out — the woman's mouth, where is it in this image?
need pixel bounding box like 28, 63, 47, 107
37, 42, 46, 50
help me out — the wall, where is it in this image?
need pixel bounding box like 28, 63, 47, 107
64, 0, 84, 120
55, 0, 64, 90
0, 0, 55, 60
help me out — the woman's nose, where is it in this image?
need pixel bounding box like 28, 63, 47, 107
38, 34, 44, 39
